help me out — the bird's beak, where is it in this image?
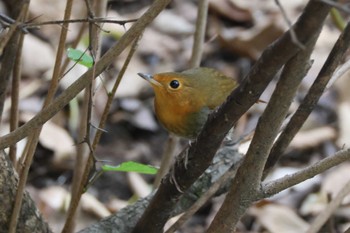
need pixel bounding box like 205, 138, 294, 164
138, 73, 162, 87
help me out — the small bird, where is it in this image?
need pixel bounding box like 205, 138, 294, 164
138, 67, 237, 139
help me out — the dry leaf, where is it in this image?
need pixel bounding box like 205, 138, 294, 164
337, 102, 350, 148
107, 198, 129, 213
29, 0, 86, 41
22, 35, 55, 77
218, 21, 284, 60
81, 192, 111, 218
300, 192, 329, 216
152, 10, 195, 36
127, 172, 152, 198
37, 186, 70, 215
321, 163, 350, 205
290, 126, 337, 150
251, 203, 310, 233
38, 118, 75, 165
209, 0, 253, 23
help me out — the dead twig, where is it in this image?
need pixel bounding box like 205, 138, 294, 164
275, 0, 305, 49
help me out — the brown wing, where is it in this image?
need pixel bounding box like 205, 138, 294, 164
205, 71, 237, 109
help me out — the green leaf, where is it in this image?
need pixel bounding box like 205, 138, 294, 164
102, 161, 158, 175
67, 48, 93, 68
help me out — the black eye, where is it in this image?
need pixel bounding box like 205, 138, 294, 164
169, 80, 180, 89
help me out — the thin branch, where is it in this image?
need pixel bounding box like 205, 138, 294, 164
0, 15, 24, 55
327, 57, 350, 89
262, 149, 350, 197
61, 1, 167, 229
59, 21, 87, 77
207, 19, 320, 233
275, 0, 305, 49
307, 179, 350, 233
96, 38, 140, 142
0, 5, 28, 125
189, 0, 209, 67
23, 17, 138, 28
63, 0, 106, 231
153, 136, 179, 188
8, 25, 24, 165
62, 31, 141, 233
264, 20, 350, 176
318, 0, 350, 14
6, 3, 30, 233
9, 0, 74, 232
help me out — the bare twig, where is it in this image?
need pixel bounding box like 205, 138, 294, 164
93, 36, 140, 150
318, 0, 350, 14
63, 36, 140, 232
327, 58, 350, 89
207, 21, 320, 233
6, 3, 30, 233
307, 180, 350, 233
61, 4, 145, 227
23, 17, 138, 28
262, 149, 350, 197
62, 1, 106, 232
153, 136, 179, 188
0, 6, 28, 125
275, 0, 305, 49
9, 1, 74, 232
189, 0, 209, 67
8, 25, 24, 165
59, 22, 87, 77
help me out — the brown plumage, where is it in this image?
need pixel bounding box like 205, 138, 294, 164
138, 67, 237, 139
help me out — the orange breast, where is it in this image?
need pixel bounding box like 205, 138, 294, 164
154, 99, 209, 139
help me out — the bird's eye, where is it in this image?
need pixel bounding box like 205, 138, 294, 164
169, 80, 180, 89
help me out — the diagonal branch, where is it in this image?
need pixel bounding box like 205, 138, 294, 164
207, 13, 322, 233
262, 149, 350, 197
264, 19, 350, 176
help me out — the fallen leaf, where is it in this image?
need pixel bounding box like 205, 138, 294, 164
22, 35, 55, 77
127, 172, 152, 198
152, 10, 195, 36
209, 0, 253, 24
81, 192, 112, 218
289, 126, 337, 150
218, 21, 284, 60
251, 203, 310, 233
321, 163, 350, 205
300, 192, 328, 216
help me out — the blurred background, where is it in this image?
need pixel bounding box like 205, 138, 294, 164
1, 0, 349, 232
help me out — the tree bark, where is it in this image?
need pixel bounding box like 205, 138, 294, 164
0, 151, 51, 233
